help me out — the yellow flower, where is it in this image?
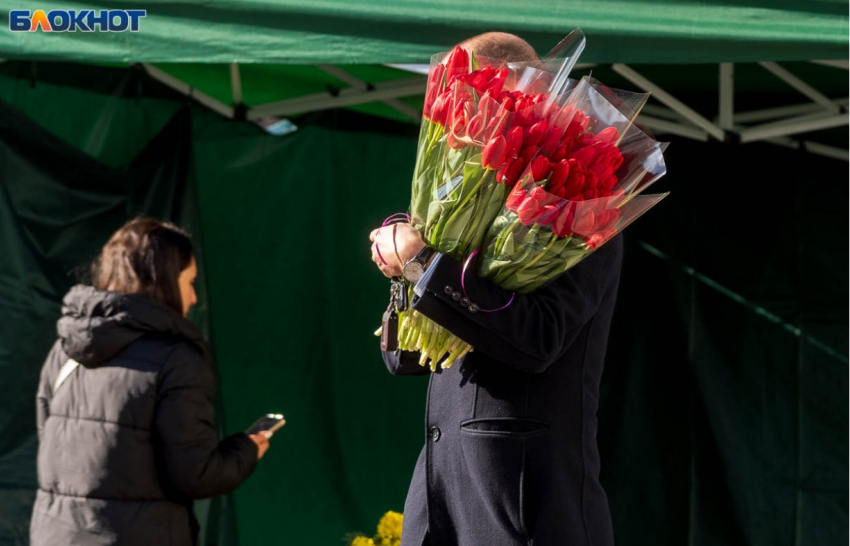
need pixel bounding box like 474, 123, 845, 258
377, 511, 403, 540
351, 537, 375, 546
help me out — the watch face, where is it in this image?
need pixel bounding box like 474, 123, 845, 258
403, 261, 424, 283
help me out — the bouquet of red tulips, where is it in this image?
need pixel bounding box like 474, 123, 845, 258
395, 32, 669, 370
479, 77, 670, 293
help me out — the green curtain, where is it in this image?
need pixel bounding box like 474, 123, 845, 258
0, 63, 846, 546
0, 0, 846, 65
189, 104, 427, 546
598, 140, 848, 546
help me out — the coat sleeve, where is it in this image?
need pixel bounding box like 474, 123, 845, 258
410, 236, 622, 374
381, 349, 430, 376
36, 341, 64, 441
153, 344, 258, 499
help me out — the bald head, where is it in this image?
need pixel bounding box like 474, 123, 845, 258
457, 32, 540, 64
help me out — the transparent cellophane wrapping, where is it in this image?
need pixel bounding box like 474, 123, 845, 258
479, 192, 668, 293
478, 77, 670, 293
410, 51, 587, 259
402, 50, 590, 371
399, 45, 671, 371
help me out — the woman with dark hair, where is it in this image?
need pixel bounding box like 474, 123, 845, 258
30, 217, 269, 546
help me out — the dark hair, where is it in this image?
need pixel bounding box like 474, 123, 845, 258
458, 32, 541, 64
92, 218, 194, 314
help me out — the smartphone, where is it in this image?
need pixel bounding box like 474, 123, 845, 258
246, 413, 286, 436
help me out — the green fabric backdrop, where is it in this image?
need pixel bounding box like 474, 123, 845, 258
190, 105, 426, 546
0, 62, 846, 546
598, 139, 848, 546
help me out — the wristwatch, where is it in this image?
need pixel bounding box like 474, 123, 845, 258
402, 246, 435, 284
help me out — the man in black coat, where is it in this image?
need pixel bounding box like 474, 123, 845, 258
372, 220, 622, 546
370, 33, 623, 541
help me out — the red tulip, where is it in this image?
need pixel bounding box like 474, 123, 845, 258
513, 96, 534, 127
537, 204, 561, 226
465, 66, 491, 93
530, 156, 551, 182
467, 67, 507, 96
573, 207, 596, 234
599, 175, 618, 195
450, 93, 472, 128
482, 134, 507, 169
541, 127, 561, 148
562, 121, 584, 145
424, 64, 446, 117
517, 186, 548, 225
447, 131, 466, 150
506, 127, 524, 159
525, 120, 549, 147
484, 110, 509, 141
584, 232, 606, 249
574, 132, 595, 149
588, 163, 614, 182
603, 148, 625, 171
476, 90, 494, 118
498, 157, 526, 188
574, 110, 590, 130
569, 145, 598, 166
563, 161, 585, 198
549, 184, 567, 200
550, 144, 568, 162
585, 226, 618, 248
445, 47, 470, 82
466, 113, 486, 143
430, 92, 451, 126
506, 187, 526, 211
594, 209, 621, 232
552, 207, 576, 238
549, 105, 573, 128
548, 160, 570, 189
596, 127, 619, 145
582, 172, 599, 193
447, 114, 468, 150
520, 145, 537, 165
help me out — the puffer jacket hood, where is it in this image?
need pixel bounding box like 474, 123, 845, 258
57, 285, 207, 366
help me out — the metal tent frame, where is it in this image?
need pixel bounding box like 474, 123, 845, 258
141, 59, 849, 161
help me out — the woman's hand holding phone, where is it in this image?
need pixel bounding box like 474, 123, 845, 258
245, 414, 285, 460
248, 431, 271, 460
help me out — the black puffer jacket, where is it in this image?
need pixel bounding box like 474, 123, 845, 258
30, 285, 257, 546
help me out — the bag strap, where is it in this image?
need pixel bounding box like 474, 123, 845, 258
53, 358, 81, 393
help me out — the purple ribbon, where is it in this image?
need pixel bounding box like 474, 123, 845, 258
375, 213, 412, 265
383, 213, 411, 227
462, 249, 515, 313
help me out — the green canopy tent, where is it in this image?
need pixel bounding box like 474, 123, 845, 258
1, 0, 847, 154
1, 0, 846, 64
0, 2, 847, 546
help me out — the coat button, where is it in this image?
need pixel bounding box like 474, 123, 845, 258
451, 291, 462, 301
459, 297, 470, 307
444, 285, 454, 295
429, 426, 442, 442
468, 303, 479, 313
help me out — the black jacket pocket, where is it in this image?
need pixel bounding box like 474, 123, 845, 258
460, 417, 550, 437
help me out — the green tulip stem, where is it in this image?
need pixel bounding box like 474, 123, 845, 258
430, 164, 489, 249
